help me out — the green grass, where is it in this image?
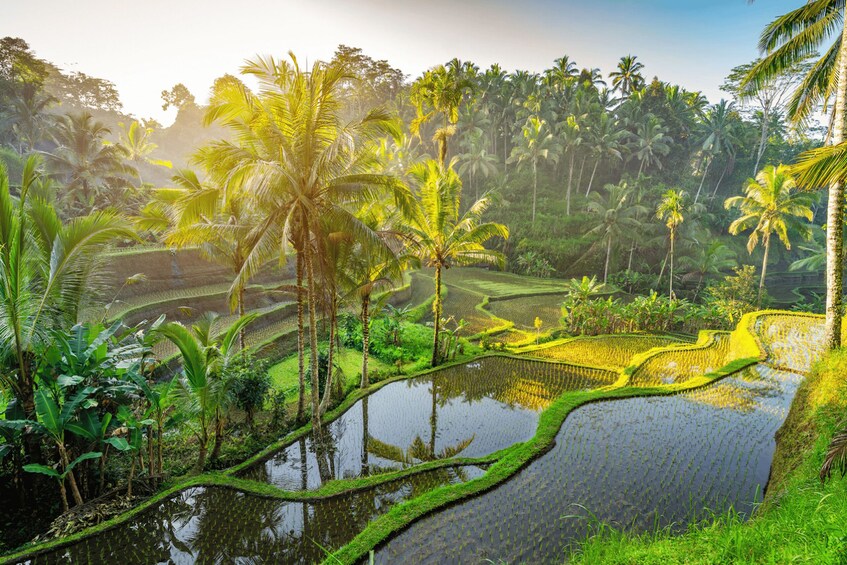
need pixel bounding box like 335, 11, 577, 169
268, 347, 395, 394
568, 347, 847, 565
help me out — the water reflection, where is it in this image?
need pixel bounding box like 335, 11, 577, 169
241, 357, 614, 490
25, 466, 486, 565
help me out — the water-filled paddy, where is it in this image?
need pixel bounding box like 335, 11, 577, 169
240, 356, 615, 490
22, 466, 484, 565
374, 364, 804, 563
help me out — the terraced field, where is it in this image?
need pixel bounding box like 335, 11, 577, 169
524, 334, 683, 370
487, 292, 566, 332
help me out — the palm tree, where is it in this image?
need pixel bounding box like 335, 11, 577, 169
44, 112, 137, 213
678, 240, 737, 299
585, 182, 644, 283
695, 100, 741, 202
508, 116, 558, 224
158, 312, 256, 471
656, 189, 687, 298
558, 115, 582, 215
725, 165, 814, 305
457, 133, 499, 201
403, 159, 508, 366
0, 157, 135, 426
584, 113, 625, 196
609, 55, 645, 97
200, 53, 407, 430
410, 65, 474, 165
137, 169, 257, 349
743, 1, 847, 349
113, 121, 172, 184
628, 114, 671, 177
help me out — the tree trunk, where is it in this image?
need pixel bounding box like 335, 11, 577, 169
669, 231, 675, 299
585, 159, 599, 196
59, 445, 84, 507
57, 477, 69, 512
319, 295, 338, 415
237, 286, 246, 351
295, 251, 306, 422
711, 160, 729, 198
754, 108, 768, 175
195, 439, 207, 474
694, 158, 710, 204
305, 241, 321, 431
638, 158, 645, 177
604, 236, 612, 283
210, 413, 224, 461
431, 266, 443, 367
577, 155, 587, 194
360, 295, 370, 388
360, 396, 369, 475
566, 152, 575, 215
531, 161, 538, 224
825, 13, 847, 350
758, 234, 770, 307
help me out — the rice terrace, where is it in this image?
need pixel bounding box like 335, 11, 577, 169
3, 1, 847, 563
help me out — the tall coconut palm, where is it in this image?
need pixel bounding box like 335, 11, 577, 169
457, 133, 499, 201
508, 116, 558, 224
559, 115, 582, 215
628, 113, 672, 177
695, 100, 741, 202
743, 0, 847, 349
200, 53, 407, 430
584, 112, 625, 196
136, 169, 256, 349
585, 182, 644, 283
113, 121, 172, 184
609, 55, 645, 97
403, 159, 508, 366
656, 189, 687, 298
410, 65, 474, 165
0, 157, 135, 427
44, 112, 137, 214
725, 164, 814, 305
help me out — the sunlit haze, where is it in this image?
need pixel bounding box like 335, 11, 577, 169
4, 0, 798, 124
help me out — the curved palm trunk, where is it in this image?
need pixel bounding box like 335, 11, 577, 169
825, 14, 847, 349
295, 252, 306, 422
431, 265, 443, 367
585, 159, 600, 196
758, 233, 771, 307
360, 294, 371, 388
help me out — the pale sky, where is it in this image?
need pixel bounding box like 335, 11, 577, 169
3, 0, 799, 125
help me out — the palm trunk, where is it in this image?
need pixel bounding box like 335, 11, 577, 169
360, 295, 371, 388
577, 155, 587, 194
295, 251, 306, 422
694, 158, 710, 204
210, 412, 224, 461
824, 14, 847, 350
237, 286, 246, 351
638, 158, 645, 177
360, 396, 369, 475
585, 159, 599, 196
319, 295, 338, 415
758, 234, 770, 307
604, 236, 612, 283
669, 232, 675, 298
531, 161, 538, 224
431, 265, 443, 367
754, 107, 769, 175
711, 160, 729, 198
305, 240, 321, 431
566, 152, 575, 215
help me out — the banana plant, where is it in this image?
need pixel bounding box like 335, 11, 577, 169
15, 388, 99, 511
113, 405, 154, 497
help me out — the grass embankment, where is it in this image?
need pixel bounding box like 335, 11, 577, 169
569, 348, 847, 564
268, 347, 395, 393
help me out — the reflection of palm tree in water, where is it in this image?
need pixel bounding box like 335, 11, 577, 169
361, 396, 369, 476
368, 380, 475, 465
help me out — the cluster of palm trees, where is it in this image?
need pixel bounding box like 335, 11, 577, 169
399, 54, 756, 233
142, 54, 507, 433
